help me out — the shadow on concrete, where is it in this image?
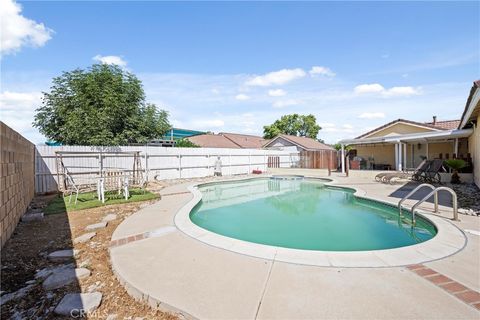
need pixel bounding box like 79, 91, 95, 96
388, 181, 454, 208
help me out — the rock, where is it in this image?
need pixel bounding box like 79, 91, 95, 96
85, 222, 107, 231
102, 213, 117, 222
21, 212, 44, 222
79, 259, 91, 268
0, 284, 35, 305
46, 292, 54, 300
25, 280, 36, 285
35, 263, 75, 279
47, 249, 79, 262
87, 281, 104, 293
74, 232, 96, 244
42, 267, 91, 290
106, 314, 118, 320
54, 292, 102, 316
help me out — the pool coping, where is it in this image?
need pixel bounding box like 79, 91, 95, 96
173, 175, 467, 268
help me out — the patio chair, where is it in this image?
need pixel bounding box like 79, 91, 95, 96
422, 159, 445, 184
381, 160, 430, 185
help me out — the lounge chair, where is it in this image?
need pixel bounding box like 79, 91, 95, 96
381, 160, 430, 184
422, 159, 445, 184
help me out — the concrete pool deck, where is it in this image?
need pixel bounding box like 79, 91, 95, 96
110, 169, 480, 319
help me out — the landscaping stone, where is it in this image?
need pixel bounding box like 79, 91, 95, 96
79, 258, 91, 268
35, 263, 75, 279
42, 267, 91, 290
102, 213, 117, 222
74, 232, 96, 244
85, 221, 108, 231
54, 292, 102, 316
106, 315, 118, 320
0, 284, 35, 306
21, 212, 44, 222
47, 250, 79, 262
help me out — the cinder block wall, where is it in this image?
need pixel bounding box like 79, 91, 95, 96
0, 122, 35, 248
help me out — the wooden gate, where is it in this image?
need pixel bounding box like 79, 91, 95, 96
299, 150, 337, 169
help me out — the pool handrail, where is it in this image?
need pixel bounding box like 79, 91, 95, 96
411, 187, 458, 224
398, 183, 437, 216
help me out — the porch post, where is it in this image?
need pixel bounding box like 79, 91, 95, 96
341, 144, 345, 174
426, 141, 429, 159
394, 143, 399, 171
398, 143, 403, 171
403, 143, 407, 170
454, 138, 459, 157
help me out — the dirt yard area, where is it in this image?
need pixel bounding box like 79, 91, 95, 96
1, 182, 178, 320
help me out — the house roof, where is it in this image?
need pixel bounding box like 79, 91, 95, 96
424, 120, 461, 130
219, 132, 267, 149
265, 134, 335, 151
355, 118, 459, 139
459, 80, 480, 129
186, 134, 241, 148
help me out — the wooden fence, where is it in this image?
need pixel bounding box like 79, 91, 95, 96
299, 150, 338, 170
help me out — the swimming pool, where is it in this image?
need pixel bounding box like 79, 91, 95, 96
189, 178, 437, 251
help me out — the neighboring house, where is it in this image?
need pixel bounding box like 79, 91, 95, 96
263, 134, 335, 152
186, 132, 267, 149
338, 80, 479, 187
459, 80, 480, 187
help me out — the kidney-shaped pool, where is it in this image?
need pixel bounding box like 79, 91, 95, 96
189, 178, 437, 251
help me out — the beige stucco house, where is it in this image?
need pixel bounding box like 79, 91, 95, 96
339, 80, 479, 187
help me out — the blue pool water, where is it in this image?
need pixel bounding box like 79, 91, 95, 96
190, 178, 437, 251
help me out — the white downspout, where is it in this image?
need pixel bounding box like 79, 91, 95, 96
341, 144, 345, 174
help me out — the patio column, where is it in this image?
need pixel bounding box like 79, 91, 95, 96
341, 144, 345, 174
397, 143, 403, 171
403, 143, 407, 170
454, 138, 459, 157
394, 143, 400, 171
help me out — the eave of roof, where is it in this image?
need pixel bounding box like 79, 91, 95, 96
459, 80, 480, 129
264, 134, 334, 151
355, 119, 443, 139
340, 128, 473, 145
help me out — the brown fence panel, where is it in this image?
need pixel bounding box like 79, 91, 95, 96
299, 150, 337, 169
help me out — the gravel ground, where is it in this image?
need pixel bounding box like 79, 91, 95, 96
449, 182, 480, 216
0, 184, 178, 320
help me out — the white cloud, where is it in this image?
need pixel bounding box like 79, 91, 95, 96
385, 86, 421, 97
272, 99, 300, 108
1, 0, 53, 55
187, 119, 225, 130
358, 112, 386, 119
93, 55, 127, 67
245, 68, 306, 86
354, 83, 421, 97
268, 89, 286, 97
0, 90, 43, 141
354, 83, 385, 94
235, 93, 250, 101
309, 66, 336, 77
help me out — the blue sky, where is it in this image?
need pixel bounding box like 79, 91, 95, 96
1, 1, 479, 144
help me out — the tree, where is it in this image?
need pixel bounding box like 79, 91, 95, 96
175, 138, 199, 148
263, 114, 321, 139
33, 64, 171, 145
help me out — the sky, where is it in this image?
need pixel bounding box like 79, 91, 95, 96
1, 0, 479, 144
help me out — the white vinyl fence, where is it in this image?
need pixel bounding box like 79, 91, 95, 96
35, 145, 298, 194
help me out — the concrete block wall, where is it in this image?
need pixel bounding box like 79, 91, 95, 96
0, 122, 35, 248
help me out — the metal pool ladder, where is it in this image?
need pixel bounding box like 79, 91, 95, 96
398, 183, 458, 225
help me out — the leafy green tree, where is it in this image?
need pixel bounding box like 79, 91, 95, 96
263, 114, 321, 139
175, 138, 199, 148
33, 64, 170, 145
